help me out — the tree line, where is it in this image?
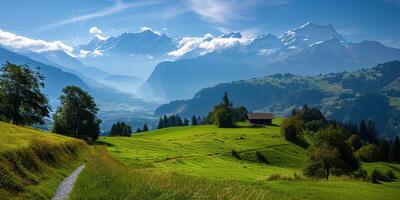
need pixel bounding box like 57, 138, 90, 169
0, 62, 100, 142
157, 114, 207, 129
281, 105, 400, 181
156, 93, 248, 129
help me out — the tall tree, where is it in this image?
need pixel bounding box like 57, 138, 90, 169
304, 126, 359, 179
0, 62, 50, 125
191, 115, 197, 126
157, 117, 164, 129
209, 92, 235, 128
389, 136, 400, 162
359, 120, 368, 141
52, 86, 101, 142
142, 123, 149, 132
378, 139, 391, 162
183, 118, 190, 126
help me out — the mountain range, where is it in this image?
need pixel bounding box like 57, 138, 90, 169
155, 61, 400, 138
138, 22, 400, 101
0, 46, 157, 131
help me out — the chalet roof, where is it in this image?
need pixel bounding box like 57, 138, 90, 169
246, 113, 274, 120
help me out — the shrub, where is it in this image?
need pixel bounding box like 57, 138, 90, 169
386, 170, 396, 182
352, 168, 368, 180
256, 151, 269, 164
356, 144, 379, 162
266, 173, 303, 181
369, 169, 395, 183
231, 149, 241, 159
281, 116, 307, 147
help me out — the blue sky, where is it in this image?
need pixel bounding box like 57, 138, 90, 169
0, 0, 399, 47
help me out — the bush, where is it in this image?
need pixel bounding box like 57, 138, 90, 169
256, 151, 269, 164
386, 170, 396, 182
356, 144, 379, 162
352, 168, 368, 180
281, 117, 307, 147
369, 169, 395, 183
231, 149, 241, 159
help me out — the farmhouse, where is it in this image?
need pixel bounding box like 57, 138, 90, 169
246, 113, 274, 125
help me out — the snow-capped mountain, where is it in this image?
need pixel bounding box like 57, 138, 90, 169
138, 22, 400, 101
279, 22, 346, 50
79, 29, 176, 55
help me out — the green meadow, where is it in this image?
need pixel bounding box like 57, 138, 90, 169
75, 119, 400, 200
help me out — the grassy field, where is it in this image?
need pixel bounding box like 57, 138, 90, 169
0, 122, 90, 200
90, 119, 400, 200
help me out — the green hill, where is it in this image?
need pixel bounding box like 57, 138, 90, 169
71, 120, 400, 200
0, 122, 89, 200
156, 61, 400, 138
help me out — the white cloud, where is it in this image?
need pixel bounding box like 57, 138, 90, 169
190, 0, 237, 25
0, 29, 73, 53
35, 1, 161, 32
89, 27, 103, 35
168, 33, 249, 57
190, 0, 290, 30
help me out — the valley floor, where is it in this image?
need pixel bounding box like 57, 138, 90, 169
71, 120, 400, 200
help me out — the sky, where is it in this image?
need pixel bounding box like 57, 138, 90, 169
0, 0, 400, 48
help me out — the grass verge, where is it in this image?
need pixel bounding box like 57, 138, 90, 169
0, 122, 90, 200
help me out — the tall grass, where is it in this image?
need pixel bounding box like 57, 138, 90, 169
70, 147, 285, 200
0, 139, 89, 200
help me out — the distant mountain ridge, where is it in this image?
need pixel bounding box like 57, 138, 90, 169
0, 46, 156, 117
79, 30, 176, 55
155, 61, 400, 138
138, 22, 400, 101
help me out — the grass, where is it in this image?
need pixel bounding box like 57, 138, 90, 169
91, 119, 400, 200
0, 122, 90, 200
70, 147, 285, 200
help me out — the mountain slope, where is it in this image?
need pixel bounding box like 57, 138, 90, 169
155, 61, 400, 138
139, 23, 400, 101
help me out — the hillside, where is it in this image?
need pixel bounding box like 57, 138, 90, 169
75, 121, 400, 200
138, 23, 400, 101
156, 61, 400, 138
0, 122, 89, 200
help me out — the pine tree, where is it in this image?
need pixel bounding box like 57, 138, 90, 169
359, 120, 368, 141
136, 128, 142, 133
184, 118, 189, 126
378, 139, 391, 162
389, 136, 400, 162
157, 117, 164, 129
366, 120, 378, 144
142, 123, 149, 132
191, 115, 197, 125
163, 115, 169, 127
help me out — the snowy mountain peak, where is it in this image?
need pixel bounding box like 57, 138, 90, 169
221, 32, 242, 38
280, 22, 345, 49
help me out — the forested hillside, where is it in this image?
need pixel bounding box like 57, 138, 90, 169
156, 61, 400, 138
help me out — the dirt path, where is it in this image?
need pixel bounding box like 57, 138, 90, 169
51, 164, 85, 200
